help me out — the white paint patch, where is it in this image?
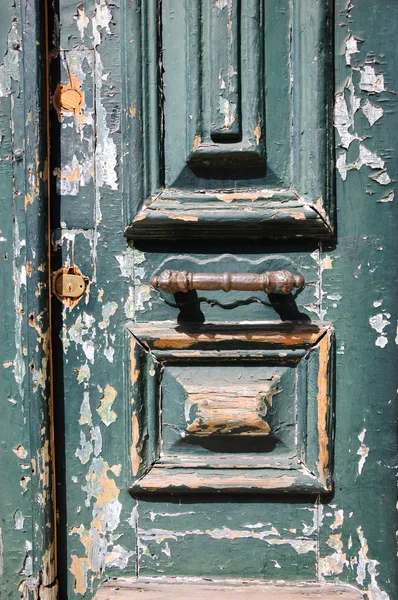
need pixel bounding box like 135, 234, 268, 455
354, 144, 385, 170
79, 392, 92, 426
345, 35, 361, 65
219, 97, 236, 129
330, 509, 344, 531
327, 293, 342, 302
104, 346, 115, 363
67, 312, 96, 364
75, 6, 89, 39
92, 425, 103, 457
161, 542, 171, 557
14, 510, 25, 530
124, 286, 135, 319
334, 77, 362, 148
92, 0, 112, 47
94, 51, 118, 201
336, 152, 347, 181
369, 312, 390, 334
359, 65, 386, 93
54, 155, 94, 196
357, 429, 369, 475
362, 99, 383, 126
375, 336, 388, 348
75, 430, 93, 465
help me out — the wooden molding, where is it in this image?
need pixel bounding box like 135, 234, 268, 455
127, 322, 334, 494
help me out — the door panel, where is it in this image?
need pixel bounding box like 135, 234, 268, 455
125, 0, 334, 240
49, 1, 397, 599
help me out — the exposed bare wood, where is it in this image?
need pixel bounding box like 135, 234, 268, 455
95, 580, 364, 599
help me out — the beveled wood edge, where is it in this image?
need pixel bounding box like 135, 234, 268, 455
129, 465, 330, 495
126, 200, 333, 240
95, 578, 364, 599
126, 321, 332, 353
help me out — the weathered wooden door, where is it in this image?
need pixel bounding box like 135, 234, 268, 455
2, 0, 396, 598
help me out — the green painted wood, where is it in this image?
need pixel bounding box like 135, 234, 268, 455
124, 0, 333, 239
40, 1, 397, 599
0, 0, 56, 597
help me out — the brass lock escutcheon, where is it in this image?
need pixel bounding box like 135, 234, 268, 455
54, 273, 86, 299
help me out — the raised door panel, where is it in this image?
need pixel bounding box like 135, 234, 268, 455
125, 0, 334, 240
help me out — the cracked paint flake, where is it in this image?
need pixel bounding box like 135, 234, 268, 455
13, 444, 28, 459
370, 170, 391, 186
97, 384, 117, 426
334, 81, 361, 149
357, 429, 369, 475
377, 191, 394, 203
354, 144, 385, 171
362, 99, 383, 126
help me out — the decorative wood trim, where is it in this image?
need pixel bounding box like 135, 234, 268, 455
127, 322, 334, 494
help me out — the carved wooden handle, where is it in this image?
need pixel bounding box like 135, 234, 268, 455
150, 270, 304, 295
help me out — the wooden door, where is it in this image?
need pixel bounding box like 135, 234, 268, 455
46, 0, 398, 598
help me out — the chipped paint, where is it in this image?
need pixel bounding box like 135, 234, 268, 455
356, 527, 389, 599
345, 35, 361, 66
320, 534, 348, 576
0, 18, 20, 97
356, 429, 369, 475
362, 99, 383, 126
358, 65, 385, 94
69, 457, 129, 594
99, 301, 118, 329
369, 312, 390, 348
97, 384, 117, 426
